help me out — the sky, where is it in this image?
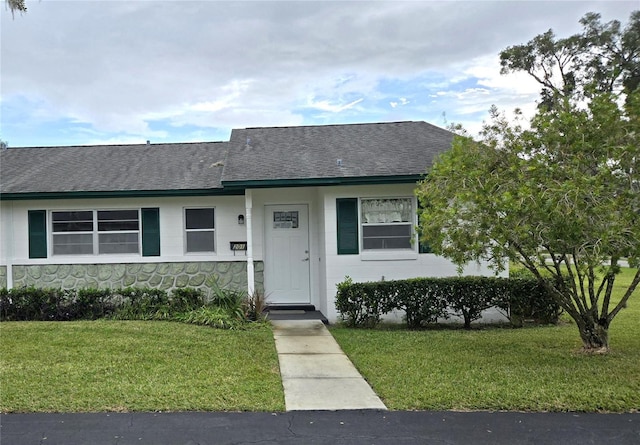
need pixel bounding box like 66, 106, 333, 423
0, 0, 637, 148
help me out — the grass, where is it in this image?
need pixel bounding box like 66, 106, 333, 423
330, 267, 640, 412
0, 320, 284, 413
1, 268, 637, 413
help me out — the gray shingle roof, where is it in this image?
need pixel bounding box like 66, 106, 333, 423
223, 121, 453, 182
0, 142, 228, 195
0, 121, 454, 197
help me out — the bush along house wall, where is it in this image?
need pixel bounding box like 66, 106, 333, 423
335, 276, 561, 328
8, 262, 264, 294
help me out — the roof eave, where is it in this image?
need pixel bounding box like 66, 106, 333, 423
0, 188, 242, 201
221, 174, 425, 190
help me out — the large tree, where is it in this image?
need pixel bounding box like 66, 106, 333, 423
417, 11, 639, 353
500, 11, 640, 105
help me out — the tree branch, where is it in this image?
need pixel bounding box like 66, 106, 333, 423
608, 268, 640, 322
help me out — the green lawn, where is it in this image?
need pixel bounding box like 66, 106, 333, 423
0, 320, 284, 413
1, 269, 638, 413
330, 268, 640, 412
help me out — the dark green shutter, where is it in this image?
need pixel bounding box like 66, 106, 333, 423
141, 208, 160, 257
336, 198, 359, 255
417, 200, 431, 254
28, 210, 47, 259
418, 239, 431, 254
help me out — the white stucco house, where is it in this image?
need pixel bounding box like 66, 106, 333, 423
0, 121, 496, 322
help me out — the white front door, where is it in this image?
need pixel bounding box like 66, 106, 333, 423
264, 204, 311, 304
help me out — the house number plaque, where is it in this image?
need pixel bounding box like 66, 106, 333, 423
230, 241, 247, 254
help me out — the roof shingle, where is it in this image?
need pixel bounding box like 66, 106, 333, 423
223, 121, 453, 182
0, 142, 228, 195
0, 121, 453, 197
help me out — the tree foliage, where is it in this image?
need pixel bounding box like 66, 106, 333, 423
500, 11, 640, 107
5, 0, 26, 16
417, 11, 640, 352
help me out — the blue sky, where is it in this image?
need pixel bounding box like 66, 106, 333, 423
1, 0, 637, 147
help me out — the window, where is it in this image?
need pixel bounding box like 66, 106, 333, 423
185, 208, 215, 253
51, 210, 140, 255
273, 211, 299, 229
52, 211, 95, 255
361, 198, 413, 250
98, 210, 140, 254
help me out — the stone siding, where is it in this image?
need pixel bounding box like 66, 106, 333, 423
10, 262, 264, 294
0, 266, 6, 289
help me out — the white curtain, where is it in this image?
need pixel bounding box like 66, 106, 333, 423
361, 198, 412, 223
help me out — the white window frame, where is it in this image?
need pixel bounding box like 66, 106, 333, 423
96, 210, 141, 255
360, 197, 415, 251
184, 207, 216, 254
50, 209, 141, 256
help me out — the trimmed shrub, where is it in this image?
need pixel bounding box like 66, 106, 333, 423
0, 287, 66, 321
443, 277, 511, 329
74, 288, 118, 319
500, 278, 562, 326
392, 279, 448, 328
0, 284, 267, 330
170, 288, 206, 313
335, 275, 560, 328
0, 288, 8, 320
0, 287, 118, 321
335, 277, 396, 327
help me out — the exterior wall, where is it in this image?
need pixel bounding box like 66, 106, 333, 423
0, 196, 261, 294
4, 196, 252, 265
1, 184, 508, 324
319, 184, 507, 323
10, 261, 263, 294
1, 201, 15, 288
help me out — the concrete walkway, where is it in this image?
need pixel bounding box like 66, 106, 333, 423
271, 319, 387, 411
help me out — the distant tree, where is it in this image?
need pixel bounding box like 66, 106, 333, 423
417, 11, 640, 353
5, 0, 26, 16
0, 140, 8, 150
500, 11, 639, 107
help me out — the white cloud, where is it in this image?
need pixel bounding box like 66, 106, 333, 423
1, 0, 638, 146
306, 97, 364, 113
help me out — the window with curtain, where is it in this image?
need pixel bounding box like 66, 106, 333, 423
361, 198, 413, 250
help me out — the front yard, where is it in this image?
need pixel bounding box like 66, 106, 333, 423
1, 268, 638, 413
330, 268, 640, 412
0, 321, 284, 412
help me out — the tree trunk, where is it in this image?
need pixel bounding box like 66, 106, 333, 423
578, 319, 609, 353
463, 313, 472, 330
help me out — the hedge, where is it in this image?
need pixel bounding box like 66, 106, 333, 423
335, 276, 560, 328
0, 286, 205, 322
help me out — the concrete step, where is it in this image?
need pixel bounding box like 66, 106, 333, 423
266, 307, 329, 324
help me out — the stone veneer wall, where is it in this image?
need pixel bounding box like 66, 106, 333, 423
10, 262, 264, 294
0, 266, 6, 289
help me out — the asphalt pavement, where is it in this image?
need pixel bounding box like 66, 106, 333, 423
2, 410, 639, 445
